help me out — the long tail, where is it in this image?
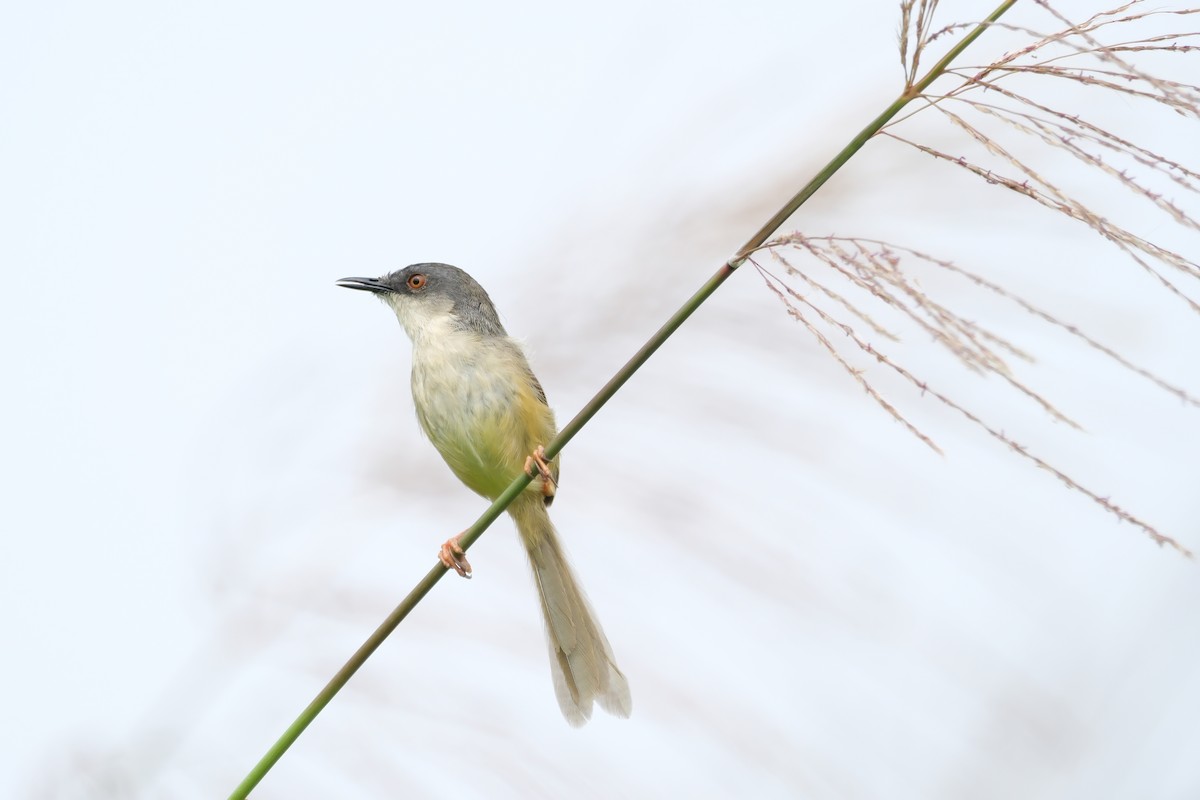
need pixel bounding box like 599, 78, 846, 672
509, 497, 632, 726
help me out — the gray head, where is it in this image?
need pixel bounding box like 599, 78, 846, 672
337, 263, 507, 341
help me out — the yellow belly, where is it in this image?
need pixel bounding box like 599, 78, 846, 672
410, 333, 557, 501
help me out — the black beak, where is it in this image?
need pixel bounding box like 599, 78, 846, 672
336, 276, 393, 294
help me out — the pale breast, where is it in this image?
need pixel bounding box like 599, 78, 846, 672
410, 332, 544, 499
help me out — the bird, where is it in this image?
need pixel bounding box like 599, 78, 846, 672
337, 263, 631, 726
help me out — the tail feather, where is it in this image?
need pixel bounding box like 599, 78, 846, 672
511, 499, 631, 726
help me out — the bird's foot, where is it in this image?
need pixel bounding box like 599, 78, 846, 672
524, 445, 557, 498
438, 534, 472, 579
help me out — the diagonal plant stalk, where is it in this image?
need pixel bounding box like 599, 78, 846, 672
228, 2, 1017, 797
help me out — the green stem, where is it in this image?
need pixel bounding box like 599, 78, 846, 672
228, 3, 1015, 796
736, 0, 1016, 261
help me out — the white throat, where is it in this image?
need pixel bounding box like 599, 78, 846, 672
384, 293, 458, 345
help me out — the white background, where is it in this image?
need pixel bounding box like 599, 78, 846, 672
3, 1, 1198, 798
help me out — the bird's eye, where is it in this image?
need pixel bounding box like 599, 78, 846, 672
407, 273, 427, 290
